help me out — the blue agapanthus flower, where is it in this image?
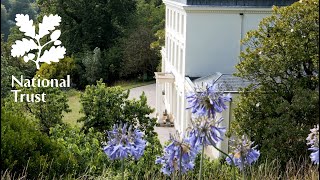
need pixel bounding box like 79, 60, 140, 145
188, 116, 226, 149
306, 124, 319, 164
155, 132, 198, 175
226, 135, 260, 170
309, 147, 319, 165
103, 123, 146, 160
186, 83, 232, 118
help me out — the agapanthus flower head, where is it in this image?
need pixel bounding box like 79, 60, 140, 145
103, 123, 146, 160
188, 116, 226, 149
155, 131, 198, 175
306, 124, 319, 164
186, 82, 231, 118
226, 135, 260, 170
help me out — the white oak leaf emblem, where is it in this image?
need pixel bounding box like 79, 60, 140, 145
10, 14, 66, 69
15, 14, 36, 38
11, 38, 37, 57
39, 46, 66, 64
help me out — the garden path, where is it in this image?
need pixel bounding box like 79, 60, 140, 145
128, 83, 175, 145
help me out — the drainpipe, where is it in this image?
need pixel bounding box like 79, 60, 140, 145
228, 98, 233, 154
239, 13, 244, 63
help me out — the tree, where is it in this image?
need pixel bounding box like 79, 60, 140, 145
82, 47, 103, 85
37, 0, 136, 54
1, 0, 38, 40
120, 0, 165, 79
1, 4, 10, 38
230, 0, 319, 165
1, 35, 22, 98
121, 26, 159, 79
79, 80, 157, 141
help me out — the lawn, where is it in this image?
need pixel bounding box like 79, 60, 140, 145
62, 89, 84, 127
62, 80, 155, 126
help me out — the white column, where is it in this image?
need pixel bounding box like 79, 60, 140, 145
156, 79, 162, 124
171, 85, 176, 125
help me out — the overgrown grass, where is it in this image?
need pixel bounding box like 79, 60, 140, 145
2, 158, 318, 180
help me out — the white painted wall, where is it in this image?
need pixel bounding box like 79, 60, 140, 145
184, 10, 271, 77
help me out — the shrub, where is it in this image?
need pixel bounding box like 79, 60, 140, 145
49, 124, 109, 176
0, 109, 74, 179
36, 56, 76, 80
79, 80, 157, 141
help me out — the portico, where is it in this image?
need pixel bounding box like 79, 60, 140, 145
154, 72, 175, 125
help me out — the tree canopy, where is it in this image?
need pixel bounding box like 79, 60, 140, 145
37, 0, 136, 54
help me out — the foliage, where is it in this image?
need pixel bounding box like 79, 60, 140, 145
120, 0, 165, 80
36, 56, 76, 80
1, 109, 74, 179
1, 0, 38, 40
82, 47, 104, 85
3, 85, 71, 133
1, 4, 10, 38
49, 124, 109, 176
126, 136, 163, 179
231, 0, 319, 166
1, 35, 22, 98
79, 80, 157, 141
121, 26, 159, 80
37, 0, 136, 54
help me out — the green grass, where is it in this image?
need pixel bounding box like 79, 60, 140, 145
62, 80, 155, 126
62, 89, 84, 127
113, 79, 155, 90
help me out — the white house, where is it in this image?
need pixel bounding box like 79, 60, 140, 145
154, 0, 296, 158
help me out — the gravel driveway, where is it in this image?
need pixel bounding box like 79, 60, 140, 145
128, 83, 175, 145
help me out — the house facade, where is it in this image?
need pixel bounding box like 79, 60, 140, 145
154, 0, 296, 158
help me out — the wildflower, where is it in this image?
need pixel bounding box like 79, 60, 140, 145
188, 116, 226, 149
103, 123, 146, 160
186, 83, 231, 118
226, 135, 260, 170
306, 124, 319, 164
155, 132, 198, 176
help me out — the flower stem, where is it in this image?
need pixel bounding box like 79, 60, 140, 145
198, 143, 205, 180
207, 136, 236, 180
121, 158, 124, 180
179, 146, 182, 180
242, 169, 246, 180
241, 154, 245, 180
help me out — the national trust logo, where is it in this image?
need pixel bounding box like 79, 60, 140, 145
10, 14, 66, 69
10, 14, 70, 103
